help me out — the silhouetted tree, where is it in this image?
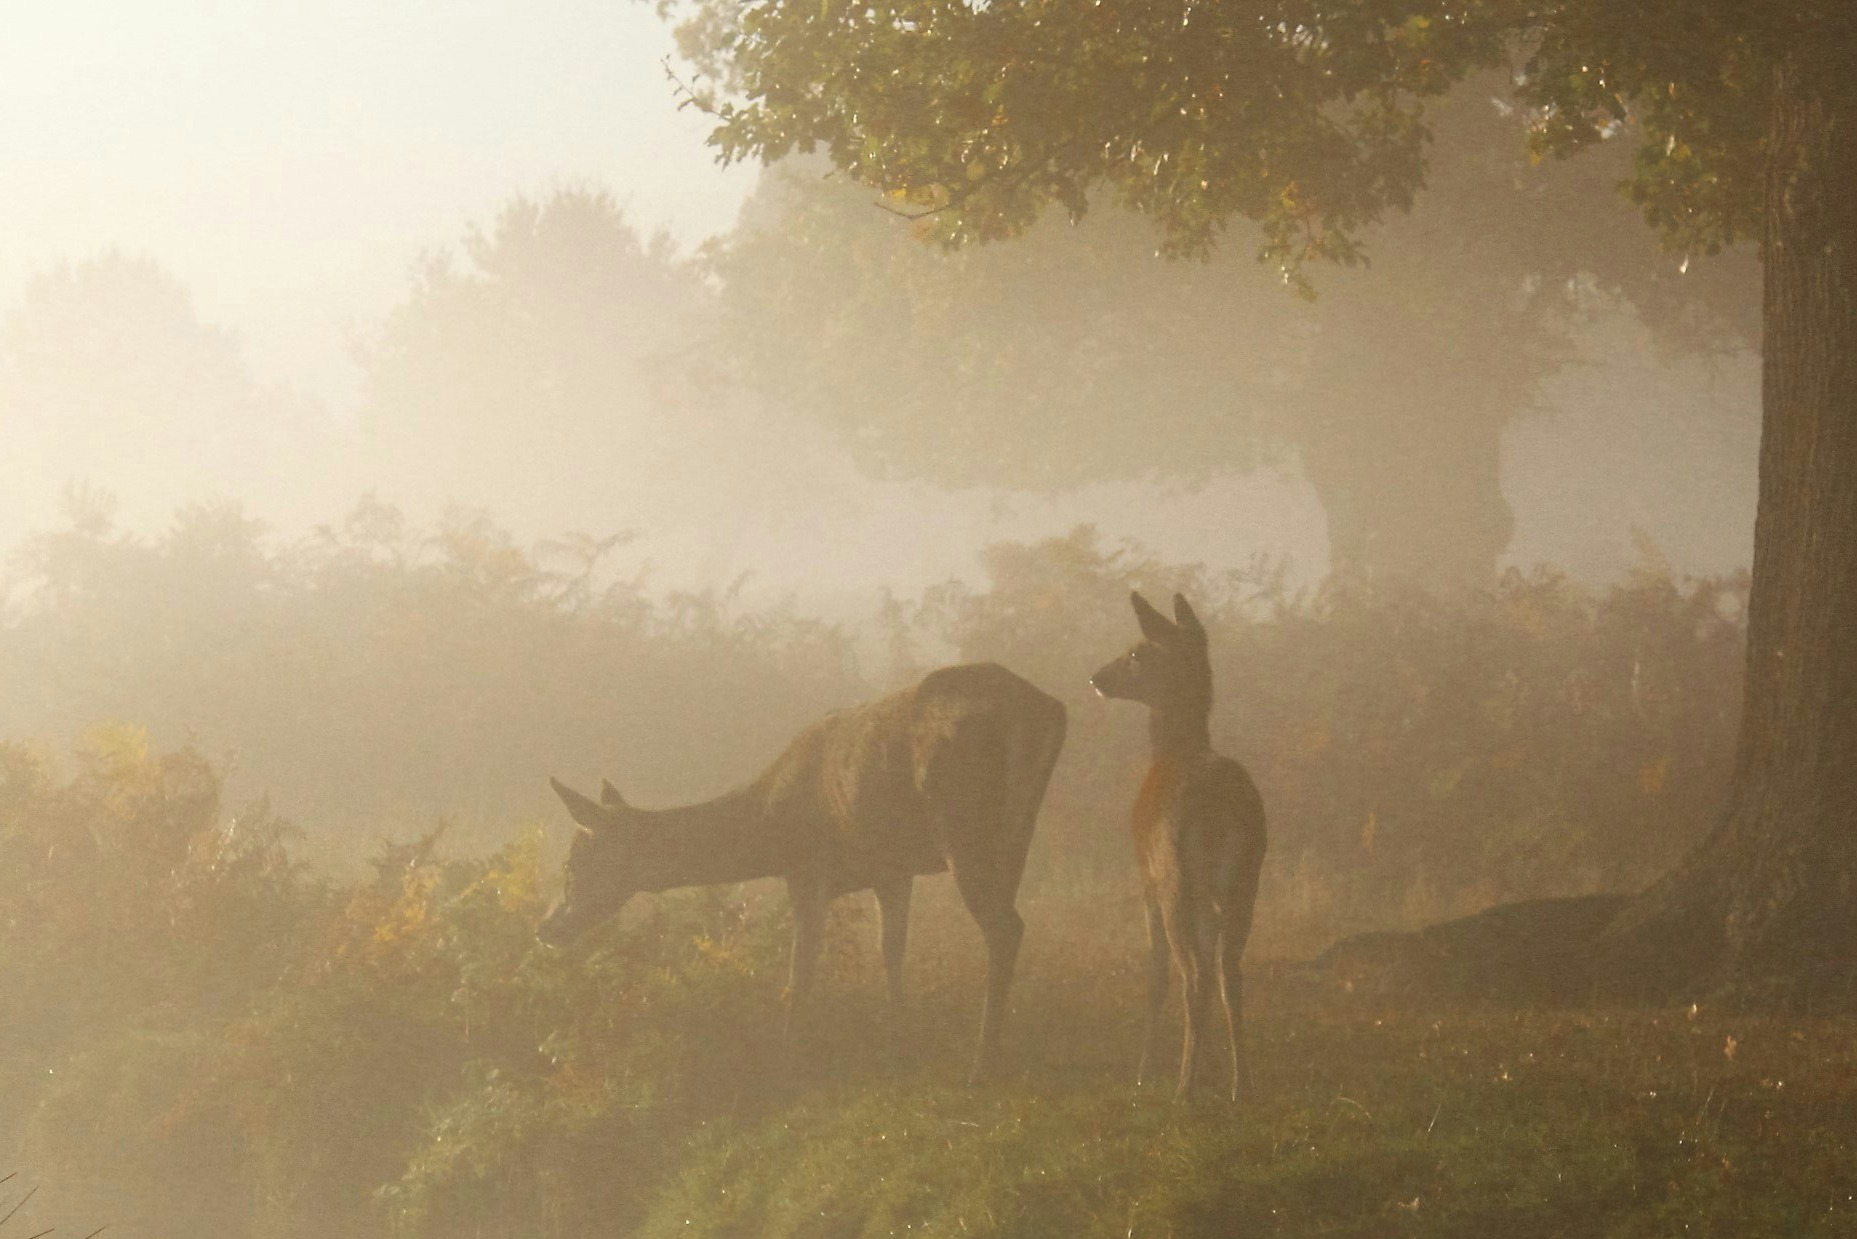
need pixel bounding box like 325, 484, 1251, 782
0, 495, 862, 844
0, 253, 318, 538
359, 186, 868, 578
361, 189, 699, 521
707, 85, 1757, 590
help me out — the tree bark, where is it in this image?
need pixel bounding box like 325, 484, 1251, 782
1597, 45, 1857, 1003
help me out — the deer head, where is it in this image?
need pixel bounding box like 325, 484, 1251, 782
537, 776, 639, 947
1090, 591, 1210, 708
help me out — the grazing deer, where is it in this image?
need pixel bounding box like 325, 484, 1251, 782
539, 662, 1067, 1085
1092, 592, 1267, 1101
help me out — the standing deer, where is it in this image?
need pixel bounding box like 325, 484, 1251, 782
538, 662, 1067, 1085
1092, 592, 1267, 1101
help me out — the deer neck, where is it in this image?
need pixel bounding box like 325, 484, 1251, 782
630, 787, 780, 891
1148, 696, 1212, 760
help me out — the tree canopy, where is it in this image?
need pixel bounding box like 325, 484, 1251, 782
707, 75, 1757, 586
709, 160, 1302, 490
0, 253, 319, 541
358, 186, 872, 579
361, 188, 701, 512
675, 0, 1816, 281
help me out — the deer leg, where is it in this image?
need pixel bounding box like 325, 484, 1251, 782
1136, 897, 1171, 1088
1218, 937, 1251, 1102
785, 875, 829, 1050
1177, 967, 1215, 1101
873, 875, 913, 1017
949, 856, 1024, 1088
1171, 907, 1217, 1102
1219, 859, 1262, 1102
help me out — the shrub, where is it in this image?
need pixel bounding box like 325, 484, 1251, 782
895, 526, 1743, 948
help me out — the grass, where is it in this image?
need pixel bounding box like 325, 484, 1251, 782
622, 881, 1857, 1239
18, 858, 1854, 1238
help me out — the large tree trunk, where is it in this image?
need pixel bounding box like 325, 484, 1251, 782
1596, 47, 1857, 1003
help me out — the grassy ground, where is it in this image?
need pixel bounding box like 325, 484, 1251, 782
628, 883, 1857, 1239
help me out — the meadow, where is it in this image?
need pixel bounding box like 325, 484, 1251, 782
6, 778, 1854, 1238
630, 884, 1857, 1239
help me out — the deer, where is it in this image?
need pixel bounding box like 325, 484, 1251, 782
538, 661, 1067, 1086
1092, 592, 1267, 1101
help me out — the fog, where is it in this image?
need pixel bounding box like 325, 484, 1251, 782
0, 4, 1795, 1237
3, 6, 1758, 612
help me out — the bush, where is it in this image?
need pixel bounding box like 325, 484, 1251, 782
0, 496, 865, 855
0, 728, 312, 1231
2, 735, 810, 1237
893, 526, 1743, 948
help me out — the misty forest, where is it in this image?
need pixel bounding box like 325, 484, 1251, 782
3, 2, 1854, 1235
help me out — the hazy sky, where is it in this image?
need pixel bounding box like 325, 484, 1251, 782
1, 0, 754, 413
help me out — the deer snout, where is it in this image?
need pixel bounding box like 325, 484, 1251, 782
1091, 659, 1131, 699
537, 886, 632, 948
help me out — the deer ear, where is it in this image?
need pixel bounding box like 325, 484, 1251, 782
1172, 593, 1206, 641
600, 779, 629, 809
551, 777, 614, 834
1131, 591, 1176, 643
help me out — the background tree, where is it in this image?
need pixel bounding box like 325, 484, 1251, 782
0, 494, 864, 855
1286, 83, 1755, 586
709, 159, 1304, 490
708, 82, 1758, 590
361, 188, 701, 532
0, 252, 327, 545
668, 0, 1855, 998
359, 185, 876, 587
